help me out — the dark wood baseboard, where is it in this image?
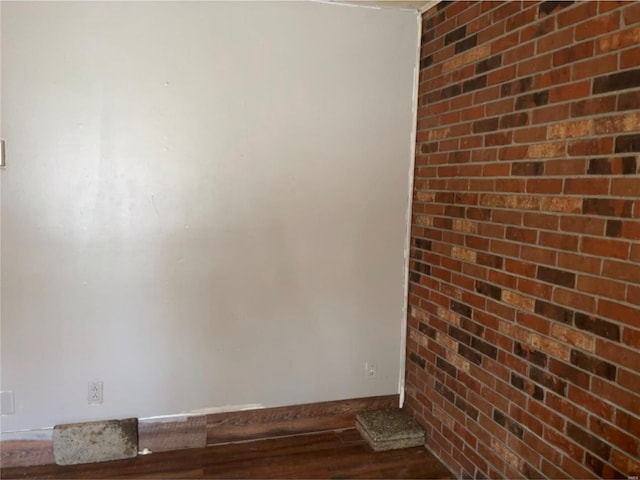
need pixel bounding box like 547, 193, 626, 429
206, 394, 399, 445
1, 434, 55, 468
139, 415, 207, 453
1, 394, 399, 468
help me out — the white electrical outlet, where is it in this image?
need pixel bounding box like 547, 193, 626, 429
88, 381, 103, 405
1, 391, 15, 415
365, 362, 377, 380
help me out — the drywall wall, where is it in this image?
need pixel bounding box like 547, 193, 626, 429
0, 1, 419, 431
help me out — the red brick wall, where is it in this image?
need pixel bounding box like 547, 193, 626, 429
406, 1, 640, 478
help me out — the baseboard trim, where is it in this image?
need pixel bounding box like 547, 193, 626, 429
139, 415, 207, 452
0, 430, 55, 468
206, 394, 400, 445
1, 394, 399, 469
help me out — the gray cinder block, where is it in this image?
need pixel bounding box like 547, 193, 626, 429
356, 408, 424, 451
53, 418, 138, 465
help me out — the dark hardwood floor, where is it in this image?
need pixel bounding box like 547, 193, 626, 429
1, 429, 454, 479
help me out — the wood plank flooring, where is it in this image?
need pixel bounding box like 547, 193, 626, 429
1, 429, 454, 479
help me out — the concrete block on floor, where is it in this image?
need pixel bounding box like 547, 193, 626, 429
356, 408, 424, 451
53, 418, 138, 465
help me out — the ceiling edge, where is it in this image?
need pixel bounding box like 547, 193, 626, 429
419, 0, 441, 14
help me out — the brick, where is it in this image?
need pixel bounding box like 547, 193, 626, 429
606, 219, 622, 237
622, 327, 640, 349
621, 46, 640, 69
443, 45, 491, 72
529, 366, 568, 397
576, 11, 620, 40
499, 112, 528, 129
501, 290, 534, 312
583, 197, 633, 217
562, 456, 600, 479
596, 26, 640, 54
552, 323, 596, 352
553, 287, 597, 314
571, 95, 617, 117
535, 300, 573, 324
492, 409, 524, 439
490, 30, 519, 56
517, 310, 552, 335
568, 137, 614, 156
617, 368, 640, 396
476, 54, 502, 74
547, 394, 588, 427
546, 158, 587, 176
548, 119, 591, 139
490, 438, 522, 471
514, 342, 547, 368
543, 424, 583, 461
534, 404, 567, 440
594, 112, 640, 135
452, 247, 477, 263
537, 65, 572, 89
570, 350, 616, 380
616, 409, 640, 438
566, 423, 612, 461
618, 91, 640, 111
536, 266, 575, 288
577, 53, 618, 80
599, 299, 637, 325
574, 313, 621, 341
409, 351, 426, 369
625, 2, 640, 24
548, 358, 590, 389
526, 142, 565, 159
581, 236, 630, 259
553, 41, 594, 67
597, 339, 640, 372
446, 349, 471, 373
540, 196, 582, 213
557, 1, 597, 27
438, 306, 461, 326
610, 450, 640, 478
579, 274, 628, 301
593, 68, 640, 94
588, 156, 638, 175
515, 91, 549, 110
549, 80, 592, 103
463, 74, 487, 93
532, 104, 570, 125
537, 28, 575, 54
455, 34, 478, 54
542, 229, 580, 252
611, 177, 640, 196
539, 1, 575, 17
473, 117, 499, 133
475, 280, 502, 300
598, 1, 627, 14
500, 77, 533, 97
564, 178, 610, 196
445, 25, 467, 45
567, 385, 613, 423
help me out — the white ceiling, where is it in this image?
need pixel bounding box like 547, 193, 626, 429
327, 1, 439, 12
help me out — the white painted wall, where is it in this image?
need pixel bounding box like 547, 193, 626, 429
0, 1, 419, 432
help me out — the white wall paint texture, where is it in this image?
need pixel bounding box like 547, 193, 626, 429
0, 1, 419, 432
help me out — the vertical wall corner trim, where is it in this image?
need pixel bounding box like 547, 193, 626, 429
398, 10, 423, 408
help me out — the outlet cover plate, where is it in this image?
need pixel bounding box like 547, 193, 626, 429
1, 390, 15, 415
